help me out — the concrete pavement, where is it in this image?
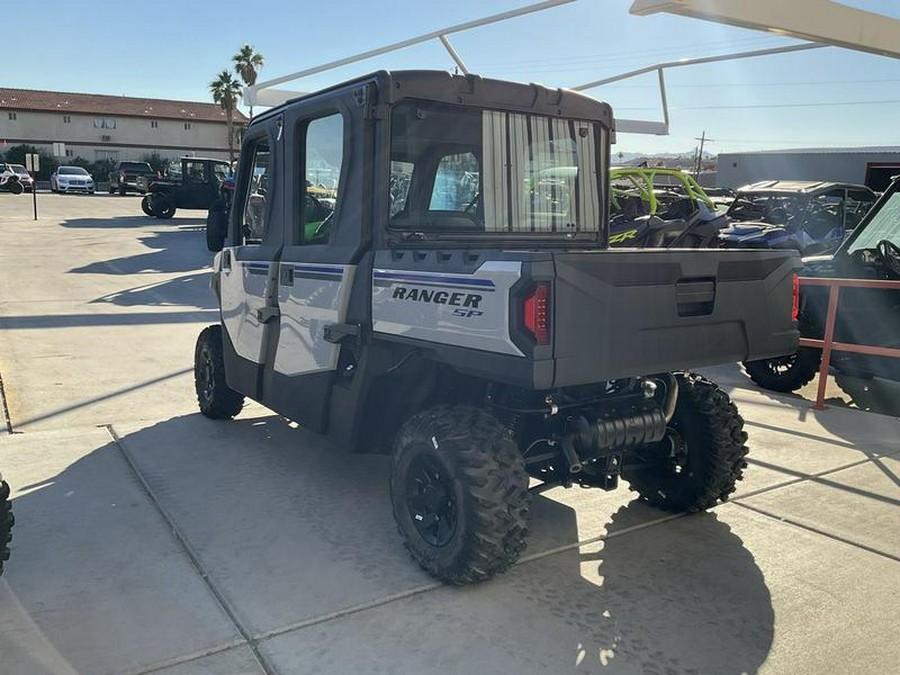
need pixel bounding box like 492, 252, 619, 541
0, 192, 898, 674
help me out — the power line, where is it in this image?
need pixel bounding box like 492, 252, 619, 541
598, 78, 900, 89
615, 99, 900, 112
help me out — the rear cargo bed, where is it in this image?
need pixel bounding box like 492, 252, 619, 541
551, 249, 798, 387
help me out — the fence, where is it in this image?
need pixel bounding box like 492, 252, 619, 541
797, 276, 900, 410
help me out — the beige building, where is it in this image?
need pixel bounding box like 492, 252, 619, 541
0, 88, 248, 162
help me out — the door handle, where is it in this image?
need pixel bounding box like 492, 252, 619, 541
222, 250, 232, 271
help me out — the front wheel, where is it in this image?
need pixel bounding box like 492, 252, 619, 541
1, 477, 13, 576
743, 348, 821, 393
390, 405, 530, 584
624, 373, 748, 512
194, 325, 244, 419
150, 194, 176, 219
140, 195, 154, 216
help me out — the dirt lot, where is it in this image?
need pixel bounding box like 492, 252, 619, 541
1, 192, 898, 675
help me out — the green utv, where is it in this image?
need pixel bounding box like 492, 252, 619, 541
199, 71, 799, 584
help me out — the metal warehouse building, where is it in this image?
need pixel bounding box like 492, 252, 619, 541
717, 147, 900, 191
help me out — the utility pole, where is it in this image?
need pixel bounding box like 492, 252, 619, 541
694, 130, 714, 177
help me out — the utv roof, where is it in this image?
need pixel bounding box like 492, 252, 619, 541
251, 70, 613, 128
736, 180, 871, 194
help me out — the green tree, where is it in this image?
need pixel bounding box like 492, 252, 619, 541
140, 152, 169, 174
210, 70, 243, 163
4, 144, 58, 180
232, 44, 265, 117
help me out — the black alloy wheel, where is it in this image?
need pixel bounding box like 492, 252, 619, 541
405, 453, 458, 548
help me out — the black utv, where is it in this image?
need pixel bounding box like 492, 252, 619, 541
197, 70, 798, 584
141, 157, 230, 219
743, 175, 900, 394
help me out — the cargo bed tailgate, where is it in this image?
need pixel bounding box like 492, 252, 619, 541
551, 249, 798, 387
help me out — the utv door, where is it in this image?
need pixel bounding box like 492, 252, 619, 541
261, 91, 368, 432
219, 124, 282, 398
181, 159, 216, 209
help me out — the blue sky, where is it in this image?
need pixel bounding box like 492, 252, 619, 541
7, 0, 899, 154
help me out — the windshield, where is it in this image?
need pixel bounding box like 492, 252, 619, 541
121, 162, 151, 172
11, 164, 28, 174
847, 189, 900, 252
59, 167, 89, 175
389, 101, 604, 236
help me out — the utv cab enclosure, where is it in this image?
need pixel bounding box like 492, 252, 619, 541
197, 71, 798, 584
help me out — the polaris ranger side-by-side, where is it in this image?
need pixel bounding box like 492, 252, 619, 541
197, 71, 798, 584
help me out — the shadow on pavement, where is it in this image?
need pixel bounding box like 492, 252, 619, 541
69, 229, 210, 277
2, 410, 775, 674
61, 216, 205, 229
89, 272, 217, 309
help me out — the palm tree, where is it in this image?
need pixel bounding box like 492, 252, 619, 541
233, 44, 265, 117
210, 70, 243, 163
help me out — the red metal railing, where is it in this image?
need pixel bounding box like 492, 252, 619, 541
797, 276, 900, 410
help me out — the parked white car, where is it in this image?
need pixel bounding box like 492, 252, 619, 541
51, 166, 95, 194
0, 163, 25, 194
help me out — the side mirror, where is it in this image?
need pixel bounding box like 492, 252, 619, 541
206, 200, 229, 252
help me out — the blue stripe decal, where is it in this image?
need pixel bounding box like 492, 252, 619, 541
291, 264, 344, 275
374, 271, 495, 289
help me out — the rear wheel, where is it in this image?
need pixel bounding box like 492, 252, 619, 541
1, 478, 13, 576
194, 325, 244, 419
108, 184, 115, 194
8, 180, 23, 195
743, 348, 821, 393
390, 405, 530, 584
624, 373, 748, 512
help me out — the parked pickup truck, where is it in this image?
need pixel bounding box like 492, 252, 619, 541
108, 161, 155, 195
199, 70, 799, 584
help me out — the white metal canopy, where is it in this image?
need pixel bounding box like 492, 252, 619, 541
629, 0, 900, 60
247, 0, 900, 135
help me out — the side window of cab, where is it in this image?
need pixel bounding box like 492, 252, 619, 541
300, 113, 344, 245
241, 143, 271, 245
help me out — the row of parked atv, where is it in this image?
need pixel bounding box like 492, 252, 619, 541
606, 168, 878, 256
605, 168, 898, 401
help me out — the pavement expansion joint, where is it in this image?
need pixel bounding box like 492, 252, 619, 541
103, 424, 277, 675
0, 371, 14, 434
730, 501, 900, 563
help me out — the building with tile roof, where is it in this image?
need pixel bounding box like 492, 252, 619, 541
0, 87, 248, 163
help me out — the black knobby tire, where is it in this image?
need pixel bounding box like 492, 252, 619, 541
206, 200, 228, 252
8, 180, 23, 195
390, 405, 530, 584
150, 194, 176, 219
108, 184, 115, 195
141, 195, 154, 216
743, 347, 821, 393
1, 479, 13, 576
194, 325, 244, 419
624, 373, 748, 512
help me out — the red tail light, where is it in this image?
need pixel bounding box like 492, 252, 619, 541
523, 282, 551, 345
792, 273, 800, 321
